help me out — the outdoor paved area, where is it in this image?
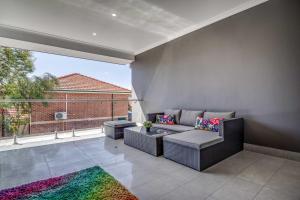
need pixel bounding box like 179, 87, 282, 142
0, 137, 299, 200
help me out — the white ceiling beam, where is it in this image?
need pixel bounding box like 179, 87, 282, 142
0, 25, 134, 64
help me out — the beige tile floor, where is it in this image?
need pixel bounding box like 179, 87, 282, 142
0, 137, 299, 200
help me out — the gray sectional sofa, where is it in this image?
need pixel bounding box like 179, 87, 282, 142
147, 109, 244, 171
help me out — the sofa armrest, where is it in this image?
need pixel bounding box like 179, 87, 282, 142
220, 118, 244, 140
219, 118, 244, 152
146, 112, 164, 123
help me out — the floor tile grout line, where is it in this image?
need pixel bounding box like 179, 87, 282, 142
130, 170, 191, 200
156, 171, 215, 200
43, 154, 53, 178
155, 183, 185, 200
72, 139, 130, 169
203, 154, 266, 200
203, 176, 236, 200
160, 169, 199, 191
43, 143, 97, 171
73, 141, 96, 163
250, 158, 287, 200
128, 175, 155, 192
125, 157, 197, 195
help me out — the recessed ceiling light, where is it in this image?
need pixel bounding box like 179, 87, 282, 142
112, 13, 117, 17
92, 32, 97, 36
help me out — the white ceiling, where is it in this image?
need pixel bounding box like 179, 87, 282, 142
0, 0, 268, 63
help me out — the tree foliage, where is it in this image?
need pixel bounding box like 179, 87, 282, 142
0, 47, 34, 97
0, 47, 58, 137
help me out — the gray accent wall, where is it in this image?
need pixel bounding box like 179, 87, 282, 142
131, 0, 300, 152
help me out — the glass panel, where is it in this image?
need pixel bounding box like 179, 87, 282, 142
0, 98, 133, 142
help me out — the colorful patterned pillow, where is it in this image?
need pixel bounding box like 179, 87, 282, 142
156, 114, 176, 125
195, 117, 223, 132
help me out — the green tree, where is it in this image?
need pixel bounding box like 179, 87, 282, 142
0, 47, 57, 141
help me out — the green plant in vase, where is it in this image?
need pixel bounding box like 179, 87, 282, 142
143, 121, 152, 132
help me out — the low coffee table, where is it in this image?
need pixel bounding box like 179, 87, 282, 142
124, 126, 176, 156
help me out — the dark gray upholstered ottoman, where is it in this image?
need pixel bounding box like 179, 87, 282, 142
104, 120, 136, 139
124, 127, 176, 156
163, 130, 223, 171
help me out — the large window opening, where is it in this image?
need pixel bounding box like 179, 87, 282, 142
0, 46, 132, 145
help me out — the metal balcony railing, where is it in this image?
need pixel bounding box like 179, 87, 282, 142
0, 98, 140, 144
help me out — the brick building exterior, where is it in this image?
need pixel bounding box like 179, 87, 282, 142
29, 73, 131, 134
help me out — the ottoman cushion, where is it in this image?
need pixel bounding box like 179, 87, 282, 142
163, 130, 223, 150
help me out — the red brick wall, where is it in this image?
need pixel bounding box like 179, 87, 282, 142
30, 92, 130, 134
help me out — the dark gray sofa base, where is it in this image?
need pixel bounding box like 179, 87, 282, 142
105, 126, 124, 139
164, 140, 243, 171
104, 120, 136, 139
163, 118, 244, 171
164, 140, 201, 170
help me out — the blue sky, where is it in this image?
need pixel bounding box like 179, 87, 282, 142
32, 52, 132, 89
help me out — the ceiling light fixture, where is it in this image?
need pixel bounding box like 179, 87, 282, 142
92, 32, 97, 36
112, 13, 117, 17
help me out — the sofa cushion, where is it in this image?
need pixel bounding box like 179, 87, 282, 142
180, 110, 204, 126
156, 114, 176, 125
203, 112, 235, 119
195, 117, 223, 132
163, 130, 223, 150
152, 123, 194, 132
165, 109, 181, 124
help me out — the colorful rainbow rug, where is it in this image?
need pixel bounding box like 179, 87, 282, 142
0, 166, 138, 200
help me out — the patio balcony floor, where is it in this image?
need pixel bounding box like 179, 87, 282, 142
0, 136, 299, 200
0, 128, 104, 151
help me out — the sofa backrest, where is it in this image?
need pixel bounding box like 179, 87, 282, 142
179, 110, 204, 126
203, 111, 235, 119
157, 110, 235, 126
